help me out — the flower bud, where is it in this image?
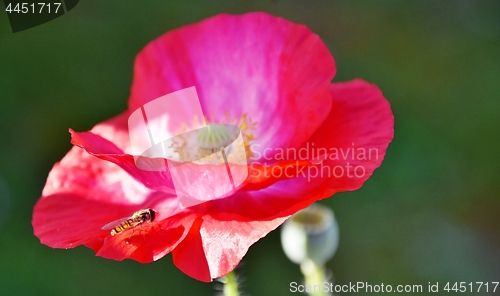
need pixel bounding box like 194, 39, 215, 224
281, 203, 339, 266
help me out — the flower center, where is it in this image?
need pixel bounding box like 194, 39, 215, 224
210, 113, 257, 160
166, 113, 257, 166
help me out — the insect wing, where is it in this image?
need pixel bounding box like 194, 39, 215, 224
102, 216, 133, 230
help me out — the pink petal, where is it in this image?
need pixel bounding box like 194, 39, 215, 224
85, 112, 132, 153
69, 129, 176, 194
129, 12, 336, 159
43, 146, 153, 205
43, 114, 154, 205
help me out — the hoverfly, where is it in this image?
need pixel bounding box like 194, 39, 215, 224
102, 209, 157, 236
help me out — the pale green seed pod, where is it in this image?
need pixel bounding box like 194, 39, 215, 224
281, 203, 339, 266
197, 124, 233, 151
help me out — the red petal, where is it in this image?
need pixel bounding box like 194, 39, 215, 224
33, 193, 137, 249
208, 176, 329, 221
200, 215, 289, 279
96, 214, 190, 263
33, 192, 191, 262
241, 160, 316, 191
309, 79, 394, 192
172, 217, 212, 282
129, 12, 335, 159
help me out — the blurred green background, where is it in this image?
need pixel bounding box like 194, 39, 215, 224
1, 1, 499, 295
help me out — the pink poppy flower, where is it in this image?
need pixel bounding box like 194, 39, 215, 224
32, 12, 393, 282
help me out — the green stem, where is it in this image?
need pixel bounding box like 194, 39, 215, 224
223, 270, 239, 296
301, 260, 328, 296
